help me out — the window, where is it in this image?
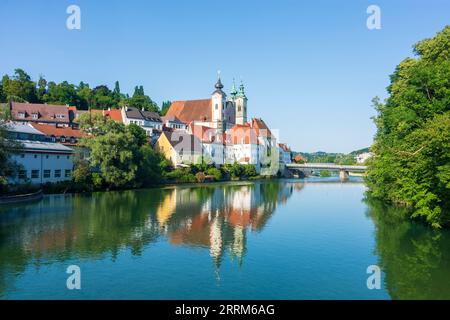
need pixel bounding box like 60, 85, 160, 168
18, 112, 25, 118
67, 155, 70, 159
55, 170, 61, 178
65, 170, 71, 178
32, 113, 39, 119
31, 170, 39, 179
43, 170, 51, 178
215, 104, 218, 110
18, 170, 27, 180
20, 154, 25, 158
46, 155, 49, 159
57, 155, 60, 159
60, 136, 66, 143
34, 154, 38, 159
238, 106, 241, 112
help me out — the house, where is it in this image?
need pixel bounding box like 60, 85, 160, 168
30, 123, 86, 146
293, 154, 307, 163
225, 123, 260, 169
278, 143, 292, 164
5, 123, 74, 184
355, 152, 372, 164
189, 124, 226, 165
162, 115, 187, 130
121, 106, 162, 136
154, 131, 203, 166
10, 102, 75, 126
91, 108, 123, 123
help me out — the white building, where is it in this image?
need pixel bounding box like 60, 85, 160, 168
355, 152, 372, 164
121, 106, 163, 136
5, 123, 74, 185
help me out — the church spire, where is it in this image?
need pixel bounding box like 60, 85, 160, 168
230, 78, 238, 97
212, 70, 225, 95
237, 80, 247, 99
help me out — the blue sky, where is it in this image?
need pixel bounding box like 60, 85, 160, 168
1, 0, 449, 152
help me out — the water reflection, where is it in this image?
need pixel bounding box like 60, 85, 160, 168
0, 181, 298, 297
366, 199, 450, 299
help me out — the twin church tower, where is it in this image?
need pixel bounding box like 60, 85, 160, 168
211, 74, 248, 131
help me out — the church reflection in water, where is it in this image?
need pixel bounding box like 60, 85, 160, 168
155, 182, 299, 267
0, 181, 301, 292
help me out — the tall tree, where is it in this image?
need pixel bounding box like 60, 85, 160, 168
161, 100, 172, 116
1, 69, 38, 102
367, 26, 450, 228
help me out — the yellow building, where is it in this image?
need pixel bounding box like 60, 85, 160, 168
154, 131, 203, 166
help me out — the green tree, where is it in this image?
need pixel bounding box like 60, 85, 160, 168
127, 85, 159, 112
2, 69, 38, 102
161, 100, 172, 116
79, 115, 161, 189
0, 113, 22, 193
367, 26, 450, 228
43, 81, 78, 105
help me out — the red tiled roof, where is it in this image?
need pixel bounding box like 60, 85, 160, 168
11, 102, 72, 123
31, 123, 86, 138
252, 118, 272, 138
165, 99, 212, 124
189, 124, 225, 144
90, 109, 123, 122
226, 123, 259, 145
279, 143, 291, 152
294, 154, 306, 163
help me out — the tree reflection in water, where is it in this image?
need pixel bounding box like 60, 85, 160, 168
366, 198, 450, 299
0, 181, 299, 297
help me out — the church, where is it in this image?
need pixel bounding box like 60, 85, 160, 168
164, 75, 248, 131
155, 75, 286, 174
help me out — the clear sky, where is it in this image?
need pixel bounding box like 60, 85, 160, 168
1, 0, 449, 153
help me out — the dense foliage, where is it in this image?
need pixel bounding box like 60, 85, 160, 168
0, 108, 22, 194
0, 69, 161, 112
367, 26, 450, 228
293, 151, 358, 165
75, 113, 164, 190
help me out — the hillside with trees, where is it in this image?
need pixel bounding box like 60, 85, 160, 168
367, 26, 450, 228
0, 69, 163, 113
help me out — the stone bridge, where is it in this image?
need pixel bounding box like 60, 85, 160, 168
286, 163, 367, 181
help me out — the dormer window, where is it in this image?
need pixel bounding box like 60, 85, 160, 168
18, 112, 26, 118
32, 112, 39, 119
56, 114, 65, 119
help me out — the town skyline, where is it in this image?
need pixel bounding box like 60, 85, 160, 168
1, 0, 450, 152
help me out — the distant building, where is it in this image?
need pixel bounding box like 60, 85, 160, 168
355, 152, 372, 164
278, 143, 292, 164
5, 123, 74, 184
293, 154, 307, 163
10, 102, 75, 126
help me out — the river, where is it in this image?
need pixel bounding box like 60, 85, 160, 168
1, 178, 450, 299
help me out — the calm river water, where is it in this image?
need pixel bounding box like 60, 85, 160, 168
1, 178, 450, 299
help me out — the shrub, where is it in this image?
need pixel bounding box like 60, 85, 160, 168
206, 167, 222, 181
